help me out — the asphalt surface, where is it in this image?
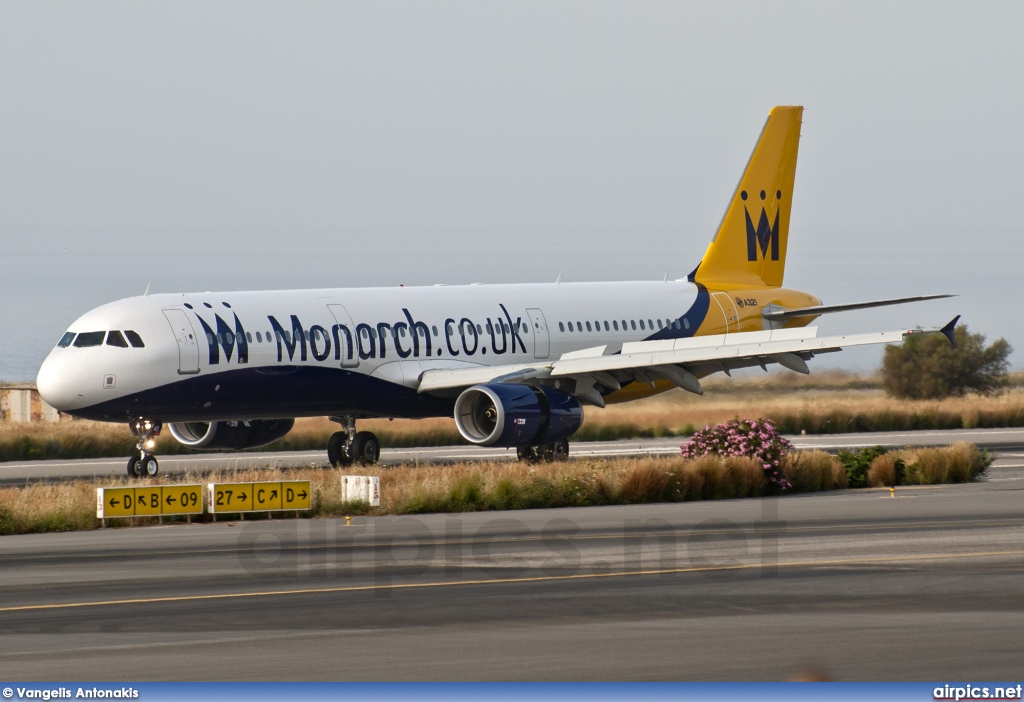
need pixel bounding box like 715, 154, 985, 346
4, 427, 1024, 484
1, 463, 1023, 680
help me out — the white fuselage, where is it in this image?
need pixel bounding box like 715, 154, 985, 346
37, 280, 710, 423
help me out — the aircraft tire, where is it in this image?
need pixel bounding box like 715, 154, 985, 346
140, 454, 159, 477
327, 431, 350, 467
551, 438, 570, 462
516, 445, 539, 462
126, 455, 141, 478
351, 431, 380, 465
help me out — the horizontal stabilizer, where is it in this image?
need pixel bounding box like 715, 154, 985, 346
761, 294, 954, 321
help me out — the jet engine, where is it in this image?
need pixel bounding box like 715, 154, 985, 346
168, 418, 295, 450
453, 384, 583, 447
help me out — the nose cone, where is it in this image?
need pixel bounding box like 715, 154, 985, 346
36, 353, 84, 412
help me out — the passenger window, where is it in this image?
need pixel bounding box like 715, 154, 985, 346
657, 320, 664, 330
256, 332, 263, 343
603, 321, 610, 331
612, 321, 619, 331
586, 321, 592, 332
559, 322, 565, 332
639, 320, 645, 330
648, 319, 654, 329
73, 331, 105, 347
57, 332, 76, 348
246, 332, 253, 343
432, 325, 438, 336
106, 331, 129, 348
683, 318, 690, 330
123, 330, 145, 348
631, 320, 636, 330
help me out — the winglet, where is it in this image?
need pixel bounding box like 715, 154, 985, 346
940, 315, 960, 348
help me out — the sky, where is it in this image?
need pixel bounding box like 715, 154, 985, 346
2, 1, 1023, 381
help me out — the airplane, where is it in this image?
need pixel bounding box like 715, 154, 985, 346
36, 106, 956, 477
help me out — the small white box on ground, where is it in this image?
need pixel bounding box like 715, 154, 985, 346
341, 475, 381, 506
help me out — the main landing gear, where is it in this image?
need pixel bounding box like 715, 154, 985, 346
327, 416, 380, 467
127, 419, 162, 478
516, 438, 570, 463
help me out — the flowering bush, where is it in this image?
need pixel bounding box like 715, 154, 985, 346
680, 417, 793, 490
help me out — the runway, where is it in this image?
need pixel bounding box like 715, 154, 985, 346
1, 463, 1023, 680
3, 426, 1024, 484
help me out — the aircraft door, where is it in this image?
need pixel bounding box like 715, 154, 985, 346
711, 293, 739, 334
327, 304, 360, 368
526, 308, 549, 359
162, 309, 200, 374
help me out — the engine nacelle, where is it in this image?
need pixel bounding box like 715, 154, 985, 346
168, 419, 295, 451
454, 384, 583, 447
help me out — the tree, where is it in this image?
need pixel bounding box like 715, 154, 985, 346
881, 325, 1011, 399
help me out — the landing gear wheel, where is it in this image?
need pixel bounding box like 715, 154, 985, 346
351, 431, 380, 465
516, 445, 539, 462
550, 438, 570, 462
327, 431, 350, 467
140, 454, 159, 477
127, 455, 141, 478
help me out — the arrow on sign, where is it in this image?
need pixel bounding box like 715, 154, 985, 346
166, 495, 177, 505
109, 498, 119, 507
271, 490, 278, 500
298, 491, 308, 500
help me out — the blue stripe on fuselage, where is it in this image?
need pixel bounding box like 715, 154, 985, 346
643, 283, 711, 341
68, 366, 454, 423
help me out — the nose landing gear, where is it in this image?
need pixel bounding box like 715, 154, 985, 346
127, 419, 162, 478
327, 416, 380, 467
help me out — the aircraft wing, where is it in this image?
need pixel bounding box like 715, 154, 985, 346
761, 294, 954, 321
417, 319, 957, 407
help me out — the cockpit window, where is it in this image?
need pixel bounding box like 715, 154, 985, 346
124, 330, 145, 348
57, 332, 76, 348
73, 331, 105, 347
106, 330, 129, 348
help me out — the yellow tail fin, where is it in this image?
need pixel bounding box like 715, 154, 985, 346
692, 106, 803, 289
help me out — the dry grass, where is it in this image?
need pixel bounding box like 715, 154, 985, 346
889, 442, 990, 484
0, 442, 990, 535
783, 450, 847, 492
866, 454, 901, 487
